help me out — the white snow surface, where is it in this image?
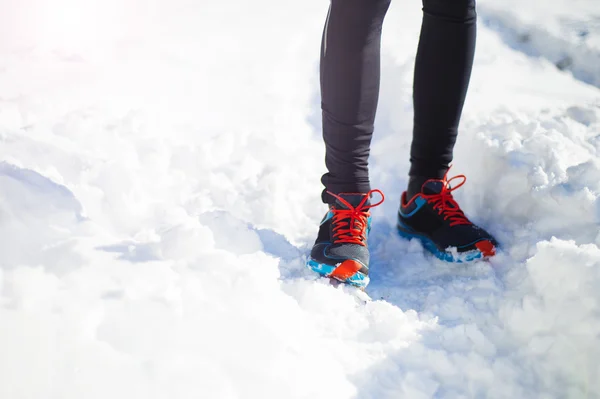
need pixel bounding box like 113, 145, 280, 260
1, 0, 600, 398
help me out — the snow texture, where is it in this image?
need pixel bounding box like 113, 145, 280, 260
0, 0, 599, 398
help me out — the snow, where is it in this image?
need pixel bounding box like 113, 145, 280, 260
1, 0, 599, 398
478, 0, 600, 88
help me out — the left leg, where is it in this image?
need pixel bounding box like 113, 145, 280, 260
398, 0, 498, 262
408, 0, 477, 198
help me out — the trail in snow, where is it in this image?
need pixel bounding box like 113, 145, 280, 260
479, 0, 600, 88
1, 0, 600, 398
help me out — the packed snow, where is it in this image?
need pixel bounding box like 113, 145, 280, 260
1, 0, 599, 398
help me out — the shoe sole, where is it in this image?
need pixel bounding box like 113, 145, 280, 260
396, 222, 496, 263
306, 258, 370, 288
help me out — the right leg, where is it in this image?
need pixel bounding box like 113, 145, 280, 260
308, 0, 390, 288
320, 0, 391, 204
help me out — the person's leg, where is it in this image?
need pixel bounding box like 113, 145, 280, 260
320, 0, 391, 204
307, 0, 390, 288
407, 0, 477, 198
398, 0, 497, 262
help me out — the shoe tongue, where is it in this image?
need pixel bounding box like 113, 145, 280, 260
421, 180, 444, 195
421, 179, 460, 209
334, 193, 370, 210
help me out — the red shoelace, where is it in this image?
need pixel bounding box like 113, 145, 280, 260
327, 189, 385, 246
421, 170, 472, 227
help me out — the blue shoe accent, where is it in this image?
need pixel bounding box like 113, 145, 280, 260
306, 259, 370, 288
320, 210, 334, 226
398, 196, 427, 218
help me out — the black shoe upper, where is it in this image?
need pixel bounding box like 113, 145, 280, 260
310, 191, 383, 274
398, 178, 497, 253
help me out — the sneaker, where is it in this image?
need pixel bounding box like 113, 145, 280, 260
306, 189, 384, 288
397, 171, 497, 262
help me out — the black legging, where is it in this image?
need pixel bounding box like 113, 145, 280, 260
320, 0, 477, 203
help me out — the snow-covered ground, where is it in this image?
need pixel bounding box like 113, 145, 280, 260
1, 0, 599, 397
